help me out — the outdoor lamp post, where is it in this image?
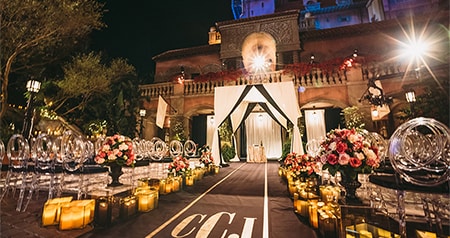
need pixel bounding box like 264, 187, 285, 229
139, 109, 146, 138
22, 79, 41, 140
405, 89, 416, 118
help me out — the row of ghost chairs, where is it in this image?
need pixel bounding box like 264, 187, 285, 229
0, 131, 198, 212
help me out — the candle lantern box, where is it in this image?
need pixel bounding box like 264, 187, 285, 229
135, 187, 158, 212
346, 223, 400, 238
42, 196, 73, 226
185, 175, 195, 186
95, 196, 113, 227
59, 199, 95, 230
119, 195, 138, 219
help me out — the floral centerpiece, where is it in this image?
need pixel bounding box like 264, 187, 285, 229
94, 134, 135, 186
283, 152, 320, 180
168, 155, 190, 176
318, 128, 380, 200
199, 151, 214, 167
94, 134, 135, 167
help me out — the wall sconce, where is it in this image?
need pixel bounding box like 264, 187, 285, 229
371, 107, 379, 118
352, 49, 358, 58
209, 116, 214, 125
310, 54, 315, 64
405, 89, 416, 103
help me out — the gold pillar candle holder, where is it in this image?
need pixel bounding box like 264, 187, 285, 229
208, 164, 215, 174
159, 178, 167, 194
59, 199, 95, 230
95, 196, 113, 227
165, 177, 173, 194
136, 188, 158, 212
185, 175, 195, 186
119, 195, 137, 219
172, 175, 182, 192
214, 165, 220, 174
41, 196, 73, 226
318, 211, 338, 238
308, 200, 323, 229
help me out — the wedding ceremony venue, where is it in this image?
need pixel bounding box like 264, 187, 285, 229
0, 0, 449, 237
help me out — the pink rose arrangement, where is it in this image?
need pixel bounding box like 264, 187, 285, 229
318, 128, 380, 179
199, 151, 214, 166
94, 134, 135, 167
283, 152, 320, 179
168, 156, 190, 176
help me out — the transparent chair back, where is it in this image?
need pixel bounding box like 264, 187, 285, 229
169, 140, 183, 157
150, 137, 167, 161
184, 140, 197, 157
388, 117, 449, 187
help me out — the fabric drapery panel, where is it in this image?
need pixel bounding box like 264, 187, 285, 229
261, 83, 304, 154
305, 109, 326, 143
211, 85, 246, 164
245, 113, 282, 159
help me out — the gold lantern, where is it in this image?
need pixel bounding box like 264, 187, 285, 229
59, 199, 95, 230
42, 196, 73, 226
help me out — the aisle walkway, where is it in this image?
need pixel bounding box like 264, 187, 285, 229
1, 162, 318, 238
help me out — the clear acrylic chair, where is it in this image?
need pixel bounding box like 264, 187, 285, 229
1, 134, 30, 211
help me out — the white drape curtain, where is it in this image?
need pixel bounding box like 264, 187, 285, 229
211, 85, 246, 164
206, 115, 215, 148
305, 109, 326, 142
263, 83, 304, 154
245, 113, 282, 159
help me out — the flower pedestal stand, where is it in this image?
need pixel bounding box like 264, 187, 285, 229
108, 163, 123, 187
339, 172, 362, 205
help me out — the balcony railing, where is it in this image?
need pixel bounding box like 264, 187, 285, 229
139, 63, 405, 99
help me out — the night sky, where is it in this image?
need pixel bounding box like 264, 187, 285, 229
91, 0, 234, 79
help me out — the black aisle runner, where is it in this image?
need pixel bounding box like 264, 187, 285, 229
81, 162, 318, 238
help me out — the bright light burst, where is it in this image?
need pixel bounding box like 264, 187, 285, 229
249, 52, 272, 73
387, 16, 448, 90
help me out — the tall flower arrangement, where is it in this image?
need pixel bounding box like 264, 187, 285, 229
94, 134, 135, 167
318, 128, 380, 179
283, 152, 320, 180
168, 156, 190, 176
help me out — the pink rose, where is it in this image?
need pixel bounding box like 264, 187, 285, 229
338, 153, 350, 165
336, 141, 348, 154
327, 153, 339, 165
349, 157, 362, 168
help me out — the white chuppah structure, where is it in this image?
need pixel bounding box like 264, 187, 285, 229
211, 81, 304, 165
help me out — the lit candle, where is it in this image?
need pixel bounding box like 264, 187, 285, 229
42, 203, 59, 226
309, 201, 321, 229
186, 175, 194, 186
159, 179, 166, 194
95, 197, 112, 227
165, 179, 173, 194
173, 177, 180, 192
138, 194, 149, 211
59, 206, 84, 230
214, 166, 219, 174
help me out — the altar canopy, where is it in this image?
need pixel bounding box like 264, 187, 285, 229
211, 82, 304, 165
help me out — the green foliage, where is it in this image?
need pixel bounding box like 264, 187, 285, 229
42, 52, 139, 138
281, 140, 291, 161
0, 0, 105, 119
342, 106, 365, 129
221, 143, 236, 162
396, 87, 449, 125
171, 116, 186, 141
